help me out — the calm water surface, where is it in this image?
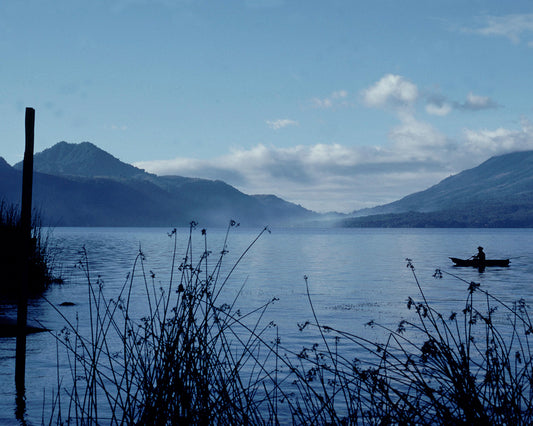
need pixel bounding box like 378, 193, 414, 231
1, 227, 532, 423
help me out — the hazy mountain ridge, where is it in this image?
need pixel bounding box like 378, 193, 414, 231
0, 157, 12, 171
5, 142, 318, 227
14, 141, 148, 179
5, 143, 533, 227
344, 150, 533, 227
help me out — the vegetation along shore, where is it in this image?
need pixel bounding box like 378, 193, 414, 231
39, 223, 533, 424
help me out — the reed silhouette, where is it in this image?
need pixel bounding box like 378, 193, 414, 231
0, 201, 58, 298
45, 225, 533, 424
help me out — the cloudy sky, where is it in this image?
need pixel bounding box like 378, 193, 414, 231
2, 1, 533, 212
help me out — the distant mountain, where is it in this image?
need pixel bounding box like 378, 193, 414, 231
9, 142, 533, 228
14, 141, 147, 179
4, 142, 319, 227
0, 157, 11, 171
343, 151, 533, 227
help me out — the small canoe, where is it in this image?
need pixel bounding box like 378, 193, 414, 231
450, 257, 510, 267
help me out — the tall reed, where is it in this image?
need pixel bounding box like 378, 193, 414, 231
47, 225, 533, 424
0, 200, 58, 297
47, 221, 283, 424
276, 260, 533, 424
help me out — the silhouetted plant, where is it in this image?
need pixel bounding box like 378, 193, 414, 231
47, 221, 284, 424
0, 200, 59, 297
278, 260, 533, 424
47, 226, 533, 424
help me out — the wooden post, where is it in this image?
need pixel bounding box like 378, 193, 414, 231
15, 107, 35, 397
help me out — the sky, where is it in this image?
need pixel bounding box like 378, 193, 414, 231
2, 1, 533, 213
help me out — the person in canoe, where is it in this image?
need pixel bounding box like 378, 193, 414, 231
473, 246, 486, 262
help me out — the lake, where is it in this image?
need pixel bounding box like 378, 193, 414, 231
1, 226, 532, 424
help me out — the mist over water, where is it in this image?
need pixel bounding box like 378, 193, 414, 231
1, 227, 532, 423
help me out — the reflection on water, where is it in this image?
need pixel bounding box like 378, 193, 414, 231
1, 227, 532, 423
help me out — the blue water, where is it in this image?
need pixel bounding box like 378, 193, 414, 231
1, 227, 532, 424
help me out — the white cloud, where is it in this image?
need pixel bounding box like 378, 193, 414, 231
311, 90, 350, 109
463, 121, 533, 155
135, 118, 533, 213
363, 75, 499, 116
466, 93, 489, 107
469, 14, 533, 44
331, 90, 348, 99
134, 73, 531, 214
311, 98, 333, 109
111, 124, 128, 131
426, 102, 452, 116
266, 119, 299, 130
362, 74, 418, 109
461, 92, 498, 110
135, 140, 451, 213
424, 91, 498, 115
390, 114, 450, 154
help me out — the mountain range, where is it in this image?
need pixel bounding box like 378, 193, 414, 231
1, 142, 533, 227
1, 142, 318, 227
343, 150, 533, 227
